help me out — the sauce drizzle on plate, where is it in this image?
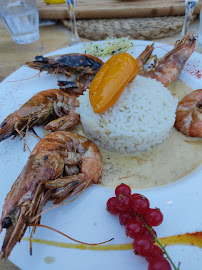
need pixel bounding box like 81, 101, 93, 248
23, 231, 202, 251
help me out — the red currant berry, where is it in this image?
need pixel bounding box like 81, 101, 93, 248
106, 197, 120, 215
129, 194, 140, 208
134, 216, 144, 226
130, 195, 150, 214
119, 211, 134, 226
148, 257, 171, 270
152, 245, 164, 257
115, 183, 131, 197
142, 227, 157, 242
131, 193, 141, 199
145, 208, 163, 227
116, 195, 130, 211
133, 236, 154, 257
146, 245, 164, 262
125, 219, 143, 239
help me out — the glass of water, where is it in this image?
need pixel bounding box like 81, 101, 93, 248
65, 0, 80, 44
0, 0, 40, 44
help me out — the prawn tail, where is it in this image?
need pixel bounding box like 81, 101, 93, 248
136, 43, 154, 73
175, 31, 196, 48
163, 32, 196, 63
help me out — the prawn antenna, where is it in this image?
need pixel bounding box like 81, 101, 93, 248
7, 71, 41, 82
15, 127, 31, 153
21, 131, 41, 140
29, 223, 114, 246
154, 44, 174, 52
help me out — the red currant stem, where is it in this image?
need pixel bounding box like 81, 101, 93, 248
133, 211, 180, 270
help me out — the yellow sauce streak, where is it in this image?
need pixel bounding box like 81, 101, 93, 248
23, 237, 132, 250
22, 232, 202, 251
160, 232, 202, 248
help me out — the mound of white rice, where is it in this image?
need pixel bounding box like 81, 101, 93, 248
77, 76, 178, 153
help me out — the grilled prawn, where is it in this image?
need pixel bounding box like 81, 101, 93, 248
0, 89, 80, 142
174, 89, 202, 138
26, 53, 103, 95
0, 131, 102, 258
136, 32, 196, 87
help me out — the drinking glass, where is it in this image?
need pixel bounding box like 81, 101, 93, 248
65, 0, 80, 44
0, 0, 40, 44
181, 0, 199, 37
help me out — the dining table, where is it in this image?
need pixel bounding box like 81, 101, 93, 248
0, 16, 201, 270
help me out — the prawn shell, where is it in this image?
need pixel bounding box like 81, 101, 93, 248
0, 131, 102, 258
174, 89, 202, 138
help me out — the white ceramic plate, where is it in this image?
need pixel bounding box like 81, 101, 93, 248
0, 40, 201, 270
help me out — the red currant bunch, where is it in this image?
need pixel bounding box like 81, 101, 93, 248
106, 184, 172, 270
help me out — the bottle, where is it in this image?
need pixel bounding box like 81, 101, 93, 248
199, 5, 202, 44
182, 0, 198, 37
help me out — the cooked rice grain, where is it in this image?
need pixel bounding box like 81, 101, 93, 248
77, 76, 178, 153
